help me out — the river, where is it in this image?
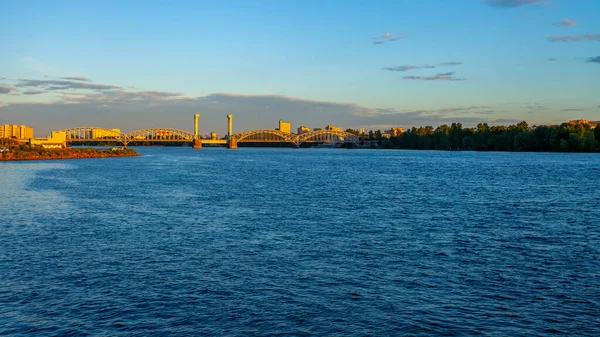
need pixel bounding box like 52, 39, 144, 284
1, 148, 599, 335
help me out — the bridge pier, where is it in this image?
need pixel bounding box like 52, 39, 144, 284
227, 114, 237, 149
193, 113, 202, 149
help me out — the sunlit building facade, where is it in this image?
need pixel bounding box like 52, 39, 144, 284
325, 125, 342, 132
278, 120, 291, 133
29, 131, 67, 148
0, 124, 34, 140
297, 126, 310, 134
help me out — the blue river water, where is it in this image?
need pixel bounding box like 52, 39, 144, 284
1, 148, 599, 336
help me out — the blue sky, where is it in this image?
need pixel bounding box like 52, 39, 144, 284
1, 0, 599, 135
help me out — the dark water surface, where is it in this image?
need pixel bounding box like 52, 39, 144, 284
1, 148, 599, 336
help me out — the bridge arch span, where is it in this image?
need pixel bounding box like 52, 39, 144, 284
232, 129, 295, 143
296, 130, 360, 145
124, 128, 195, 143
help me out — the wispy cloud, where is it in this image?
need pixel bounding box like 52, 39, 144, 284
15, 79, 121, 91
0, 84, 17, 94
367, 106, 494, 116
440, 62, 463, 66
484, 0, 545, 8
547, 34, 600, 42
373, 33, 404, 44
22, 90, 46, 95
402, 72, 466, 81
552, 19, 577, 27
354, 107, 516, 128
383, 62, 463, 72
60, 90, 186, 105
60, 76, 92, 82
522, 104, 546, 113
561, 108, 584, 112
383, 65, 435, 72
586, 56, 600, 64
548, 58, 557, 61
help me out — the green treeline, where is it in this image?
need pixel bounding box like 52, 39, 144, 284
355, 121, 600, 152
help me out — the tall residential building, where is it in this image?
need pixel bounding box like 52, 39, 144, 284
0, 124, 34, 140
279, 120, 291, 133
297, 126, 310, 134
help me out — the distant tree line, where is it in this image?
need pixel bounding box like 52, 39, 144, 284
351, 121, 600, 152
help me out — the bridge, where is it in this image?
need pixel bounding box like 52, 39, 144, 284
58, 114, 360, 149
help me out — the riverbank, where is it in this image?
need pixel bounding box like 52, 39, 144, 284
0, 146, 141, 161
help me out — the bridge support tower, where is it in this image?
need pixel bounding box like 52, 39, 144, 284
227, 114, 237, 149
193, 113, 202, 149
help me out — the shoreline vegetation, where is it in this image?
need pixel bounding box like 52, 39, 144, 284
0, 146, 140, 161
348, 121, 600, 152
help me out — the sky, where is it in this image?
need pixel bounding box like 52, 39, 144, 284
1, 0, 599, 136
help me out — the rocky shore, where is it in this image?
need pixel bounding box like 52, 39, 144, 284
0, 146, 141, 161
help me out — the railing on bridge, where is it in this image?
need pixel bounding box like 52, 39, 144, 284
59, 127, 360, 147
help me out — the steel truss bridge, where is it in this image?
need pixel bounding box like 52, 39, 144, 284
59, 127, 360, 147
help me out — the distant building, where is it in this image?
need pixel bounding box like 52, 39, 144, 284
387, 127, 404, 137
569, 120, 598, 129
29, 131, 67, 149
313, 128, 323, 131
210, 132, 218, 140
0, 124, 34, 141
297, 126, 310, 134
278, 120, 291, 133
325, 125, 342, 132
359, 128, 365, 135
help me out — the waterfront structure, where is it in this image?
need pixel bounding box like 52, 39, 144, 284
39, 114, 359, 149
297, 126, 310, 134
325, 125, 343, 132
0, 124, 34, 142
278, 120, 291, 134
29, 131, 67, 148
